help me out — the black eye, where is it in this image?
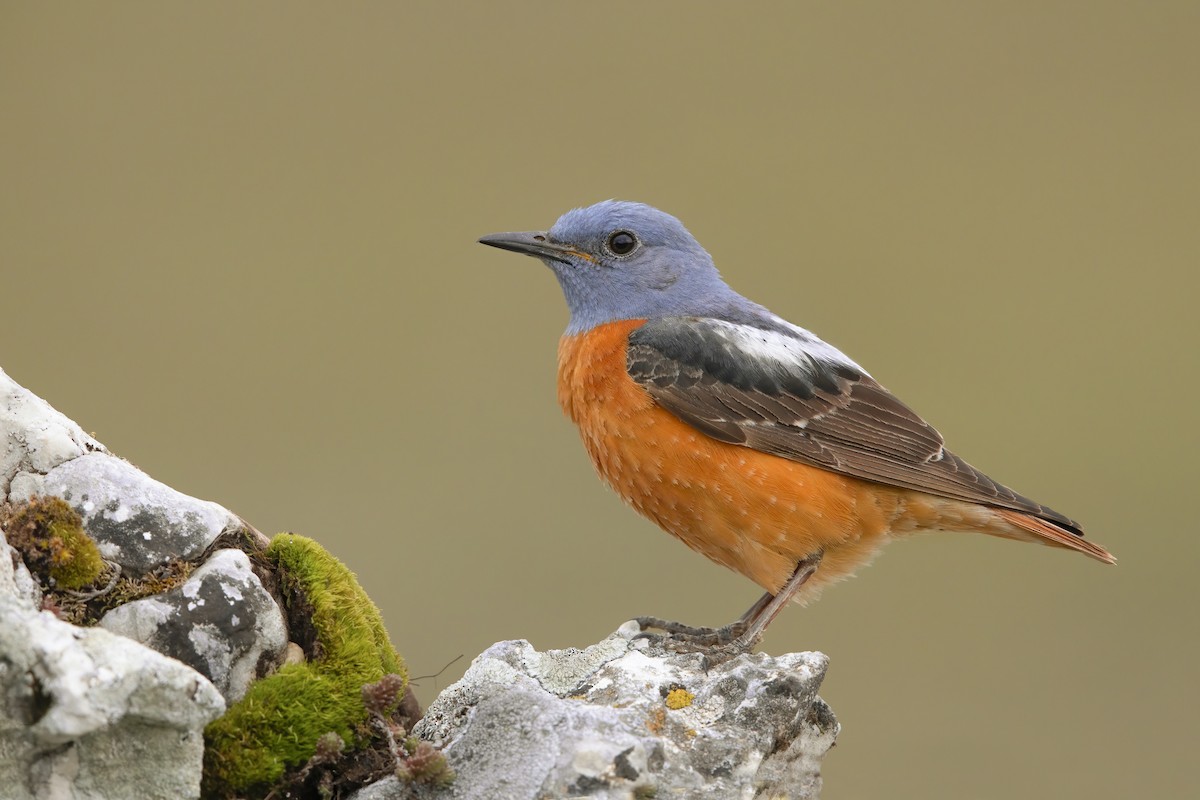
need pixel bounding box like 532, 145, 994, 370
606, 230, 638, 256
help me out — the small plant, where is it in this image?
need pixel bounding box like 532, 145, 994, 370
312, 732, 346, 763
289, 732, 347, 800
361, 673, 406, 717
362, 673, 455, 788
394, 737, 455, 787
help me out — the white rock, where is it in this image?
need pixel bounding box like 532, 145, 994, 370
0, 595, 226, 800
0, 529, 41, 610
0, 367, 107, 499
2, 367, 240, 575
100, 548, 289, 702
15, 452, 240, 574
360, 628, 839, 800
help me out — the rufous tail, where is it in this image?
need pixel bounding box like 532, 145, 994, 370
995, 509, 1116, 565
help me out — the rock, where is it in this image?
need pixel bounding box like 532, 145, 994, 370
2, 367, 241, 576
347, 775, 407, 799
351, 623, 838, 800
12, 452, 241, 575
1, 367, 107, 499
0, 522, 40, 609
100, 548, 289, 703
0, 369, 260, 796
0, 531, 226, 800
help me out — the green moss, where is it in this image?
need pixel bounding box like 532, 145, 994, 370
202, 534, 406, 799
4, 496, 103, 590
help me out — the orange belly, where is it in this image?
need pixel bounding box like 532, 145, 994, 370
558, 319, 918, 600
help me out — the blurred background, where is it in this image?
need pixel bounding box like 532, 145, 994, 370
2, 3, 1195, 798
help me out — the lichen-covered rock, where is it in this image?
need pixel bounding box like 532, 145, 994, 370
363, 624, 838, 800
99, 548, 288, 703
0, 530, 226, 800
10, 452, 241, 575
1, 367, 107, 499
2, 368, 242, 576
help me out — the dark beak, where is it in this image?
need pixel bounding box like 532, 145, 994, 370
478, 231, 575, 265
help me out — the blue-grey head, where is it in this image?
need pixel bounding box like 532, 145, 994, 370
479, 200, 755, 334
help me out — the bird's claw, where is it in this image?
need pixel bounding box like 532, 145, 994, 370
633, 616, 753, 662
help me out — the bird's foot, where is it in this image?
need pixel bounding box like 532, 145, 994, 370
633, 616, 756, 666
634, 615, 749, 648
631, 553, 823, 665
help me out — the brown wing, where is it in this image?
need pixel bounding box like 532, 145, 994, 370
626, 316, 1084, 534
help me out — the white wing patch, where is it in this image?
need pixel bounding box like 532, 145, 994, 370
704, 317, 866, 379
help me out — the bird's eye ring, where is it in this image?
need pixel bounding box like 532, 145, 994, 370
605, 230, 639, 257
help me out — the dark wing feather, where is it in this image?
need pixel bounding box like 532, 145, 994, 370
626, 317, 1083, 534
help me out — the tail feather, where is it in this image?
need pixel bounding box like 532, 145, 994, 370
995, 509, 1116, 565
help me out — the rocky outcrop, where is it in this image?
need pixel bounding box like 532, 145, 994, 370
352, 625, 838, 800
1, 366, 280, 798
0, 531, 226, 800
16, 453, 242, 575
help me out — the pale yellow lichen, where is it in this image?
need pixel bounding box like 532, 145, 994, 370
664, 687, 694, 710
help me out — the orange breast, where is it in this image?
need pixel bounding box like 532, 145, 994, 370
557, 319, 904, 599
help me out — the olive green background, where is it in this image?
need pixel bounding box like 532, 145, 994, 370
2, 3, 1195, 798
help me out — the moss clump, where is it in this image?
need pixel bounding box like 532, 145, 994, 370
201, 534, 406, 799
3, 496, 103, 590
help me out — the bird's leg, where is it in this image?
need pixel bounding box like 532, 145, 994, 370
719, 552, 822, 653
635, 552, 822, 655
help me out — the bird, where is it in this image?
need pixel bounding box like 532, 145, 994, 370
479, 200, 1115, 654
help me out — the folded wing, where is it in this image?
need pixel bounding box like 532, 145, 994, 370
626, 315, 1085, 534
